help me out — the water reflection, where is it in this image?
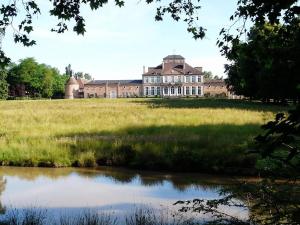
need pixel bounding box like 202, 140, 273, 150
0, 167, 247, 219
0, 176, 6, 214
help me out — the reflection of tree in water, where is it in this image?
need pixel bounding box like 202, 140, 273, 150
0, 166, 241, 192
0, 176, 6, 214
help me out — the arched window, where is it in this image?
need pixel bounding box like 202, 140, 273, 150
145, 87, 149, 96
151, 87, 155, 95
178, 87, 182, 95
171, 86, 175, 95
156, 87, 161, 96
164, 87, 168, 95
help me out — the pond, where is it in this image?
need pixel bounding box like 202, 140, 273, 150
0, 167, 249, 224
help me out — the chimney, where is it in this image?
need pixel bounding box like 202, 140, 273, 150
143, 66, 146, 74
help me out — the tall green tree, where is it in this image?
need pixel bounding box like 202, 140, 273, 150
225, 22, 300, 102
7, 58, 67, 98
203, 71, 213, 80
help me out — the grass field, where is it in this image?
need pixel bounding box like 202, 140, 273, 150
0, 98, 288, 174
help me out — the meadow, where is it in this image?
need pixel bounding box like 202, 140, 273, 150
0, 98, 288, 174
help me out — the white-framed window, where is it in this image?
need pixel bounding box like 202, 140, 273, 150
192, 76, 196, 83
197, 76, 201, 82
178, 87, 182, 95
164, 76, 167, 83
151, 87, 155, 95
145, 87, 149, 96
171, 86, 175, 95
157, 87, 161, 95
192, 86, 196, 95
198, 86, 202, 95
145, 77, 149, 83
186, 86, 190, 95
171, 76, 174, 83
164, 87, 168, 95
151, 77, 154, 83
186, 76, 190, 83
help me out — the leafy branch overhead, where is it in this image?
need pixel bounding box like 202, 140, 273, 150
0, 0, 204, 67
217, 0, 300, 55
0, 0, 299, 68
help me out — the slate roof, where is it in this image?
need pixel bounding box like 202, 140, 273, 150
163, 55, 185, 60
86, 80, 142, 85
144, 62, 202, 75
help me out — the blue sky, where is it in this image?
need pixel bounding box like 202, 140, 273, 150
3, 0, 238, 80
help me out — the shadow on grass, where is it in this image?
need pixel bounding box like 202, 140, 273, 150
133, 98, 288, 112
56, 123, 261, 175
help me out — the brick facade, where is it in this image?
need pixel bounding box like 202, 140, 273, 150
142, 55, 204, 97
65, 55, 232, 99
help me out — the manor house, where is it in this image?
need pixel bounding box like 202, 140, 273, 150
65, 55, 230, 99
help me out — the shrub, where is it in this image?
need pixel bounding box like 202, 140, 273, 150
111, 145, 135, 166
75, 151, 97, 167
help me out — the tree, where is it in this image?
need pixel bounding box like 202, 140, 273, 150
0, 68, 8, 99
52, 71, 69, 99
176, 106, 300, 224
7, 58, 67, 98
225, 22, 300, 102
203, 71, 213, 80
0, 0, 298, 69
83, 73, 92, 80
65, 64, 73, 77
175, 1, 300, 224
75, 72, 92, 80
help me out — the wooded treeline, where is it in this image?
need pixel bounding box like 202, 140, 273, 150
0, 58, 70, 99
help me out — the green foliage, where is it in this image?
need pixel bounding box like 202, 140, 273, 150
0, 0, 205, 65
176, 106, 300, 225
0, 98, 286, 173
203, 71, 213, 80
7, 58, 67, 98
0, 69, 8, 100
255, 105, 300, 177
76, 151, 97, 167
225, 22, 300, 101
75, 72, 92, 80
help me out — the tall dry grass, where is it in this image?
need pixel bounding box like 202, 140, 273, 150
0, 98, 287, 173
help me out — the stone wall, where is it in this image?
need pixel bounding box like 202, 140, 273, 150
84, 83, 142, 98
203, 80, 229, 97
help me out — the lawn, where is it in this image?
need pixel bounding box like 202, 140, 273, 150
0, 98, 288, 174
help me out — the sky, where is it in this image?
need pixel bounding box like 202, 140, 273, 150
2, 0, 238, 80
